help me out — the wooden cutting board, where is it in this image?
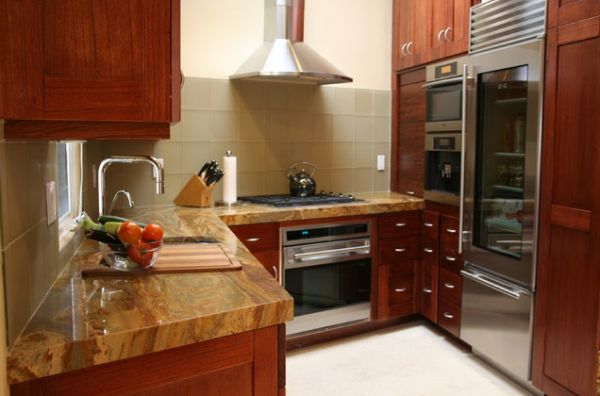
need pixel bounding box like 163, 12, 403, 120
81, 243, 242, 277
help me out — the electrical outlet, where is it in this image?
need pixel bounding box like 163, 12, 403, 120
46, 181, 57, 225
377, 155, 385, 171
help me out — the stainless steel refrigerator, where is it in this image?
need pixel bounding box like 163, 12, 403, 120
459, 37, 545, 392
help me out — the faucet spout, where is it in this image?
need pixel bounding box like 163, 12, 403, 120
98, 156, 165, 216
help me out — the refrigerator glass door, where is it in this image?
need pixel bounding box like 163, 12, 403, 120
463, 40, 544, 287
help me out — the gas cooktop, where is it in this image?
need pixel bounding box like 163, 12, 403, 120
239, 193, 360, 207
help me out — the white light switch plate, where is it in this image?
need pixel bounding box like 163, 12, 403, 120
46, 181, 57, 225
377, 155, 385, 171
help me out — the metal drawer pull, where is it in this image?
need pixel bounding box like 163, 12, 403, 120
395, 248, 407, 253
443, 312, 454, 319
272, 266, 278, 280
445, 256, 456, 262
446, 228, 457, 234
423, 248, 433, 254
246, 237, 260, 242
437, 29, 445, 43
423, 222, 434, 228
444, 282, 455, 289
395, 288, 407, 293
406, 191, 415, 196
423, 288, 432, 294
395, 222, 407, 227
400, 43, 408, 56
443, 27, 452, 42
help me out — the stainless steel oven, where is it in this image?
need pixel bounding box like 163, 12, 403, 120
425, 56, 468, 132
282, 221, 372, 336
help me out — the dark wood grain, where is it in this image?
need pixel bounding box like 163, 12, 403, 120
418, 236, 439, 322
277, 324, 286, 392
395, 0, 431, 70
229, 223, 280, 251
421, 210, 440, 240
437, 300, 461, 338
378, 211, 422, 238
438, 267, 462, 307
429, 0, 451, 60
549, 0, 600, 28
254, 326, 278, 396
3, 120, 170, 140
379, 236, 420, 264
532, 25, 600, 396
558, 15, 600, 44
170, 0, 182, 123
440, 215, 460, 251
445, 0, 472, 57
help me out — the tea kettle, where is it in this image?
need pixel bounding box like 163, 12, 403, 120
287, 162, 317, 197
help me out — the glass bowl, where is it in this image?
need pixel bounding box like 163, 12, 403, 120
98, 240, 163, 272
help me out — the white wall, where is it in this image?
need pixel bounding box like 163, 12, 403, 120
181, 0, 392, 90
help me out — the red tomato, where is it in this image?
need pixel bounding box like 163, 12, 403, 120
142, 224, 164, 242
127, 241, 154, 268
118, 221, 143, 245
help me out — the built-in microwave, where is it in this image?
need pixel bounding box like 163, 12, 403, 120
424, 56, 467, 132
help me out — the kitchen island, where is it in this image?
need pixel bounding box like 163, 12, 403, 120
7, 192, 422, 395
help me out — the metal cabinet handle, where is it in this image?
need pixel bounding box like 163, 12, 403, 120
272, 265, 278, 280
423, 222, 434, 228
395, 222, 407, 227
180, 70, 185, 88
446, 228, 457, 234
401, 43, 408, 56
423, 248, 433, 254
437, 29, 445, 42
445, 256, 456, 262
443, 312, 454, 319
246, 237, 260, 242
423, 288, 433, 294
444, 282, 455, 289
395, 287, 407, 293
458, 64, 468, 254
395, 248, 407, 253
444, 27, 452, 42
406, 191, 415, 196
406, 42, 414, 55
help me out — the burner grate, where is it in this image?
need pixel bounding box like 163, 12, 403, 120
239, 194, 359, 207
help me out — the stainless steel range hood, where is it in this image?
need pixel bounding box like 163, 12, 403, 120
230, 0, 352, 85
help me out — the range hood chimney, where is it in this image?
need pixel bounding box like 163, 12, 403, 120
230, 0, 353, 85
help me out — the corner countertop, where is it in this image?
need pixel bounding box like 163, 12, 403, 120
7, 192, 423, 384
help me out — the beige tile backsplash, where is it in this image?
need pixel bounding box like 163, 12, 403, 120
95, 78, 390, 208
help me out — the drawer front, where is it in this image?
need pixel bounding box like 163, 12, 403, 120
389, 275, 414, 306
420, 261, 437, 322
420, 236, 438, 262
440, 215, 459, 251
438, 301, 461, 338
378, 211, 421, 238
439, 267, 462, 307
229, 223, 279, 251
421, 211, 440, 240
439, 248, 463, 273
380, 236, 419, 264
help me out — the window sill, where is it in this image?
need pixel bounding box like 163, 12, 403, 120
58, 217, 82, 252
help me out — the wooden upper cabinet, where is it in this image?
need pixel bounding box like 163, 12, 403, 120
0, 0, 181, 140
428, 0, 471, 60
393, 0, 431, 70
548, 0, 600, 28
532, 22, 600, 396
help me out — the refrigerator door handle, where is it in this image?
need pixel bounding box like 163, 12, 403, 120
458, 64, 470, 254
461, 269, 529, 300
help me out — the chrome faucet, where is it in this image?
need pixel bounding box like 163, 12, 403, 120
98, 156, 164, 216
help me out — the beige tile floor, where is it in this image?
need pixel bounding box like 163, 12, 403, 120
287, 322, 533, 396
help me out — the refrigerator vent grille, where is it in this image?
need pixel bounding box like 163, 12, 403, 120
469, 0, 546, 53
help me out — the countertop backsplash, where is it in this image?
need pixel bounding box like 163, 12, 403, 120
89, 78, 391, 210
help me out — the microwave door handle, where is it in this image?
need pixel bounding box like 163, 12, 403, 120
422, 76, 464, 89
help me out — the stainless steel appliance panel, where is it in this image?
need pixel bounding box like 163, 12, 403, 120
462, 39, 544, 287
461, 265, 534, 384
425, 56, 468, 132
424, 133, 462, 206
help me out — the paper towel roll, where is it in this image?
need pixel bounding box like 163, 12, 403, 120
222, 152, 237, 204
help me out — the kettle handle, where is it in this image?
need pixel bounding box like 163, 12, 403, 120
288, 162, 318, 177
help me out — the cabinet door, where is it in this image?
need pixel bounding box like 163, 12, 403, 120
0, 0, 180, 129
548, 0, 600, 28
252, 250, 281, 282
395, 0, 430, 70
532, 25, 600, 396
445, 0, 471, 57
430, 0, 451, 61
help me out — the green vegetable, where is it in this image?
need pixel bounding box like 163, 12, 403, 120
78, 213, 128, 237
98, 215, 146, 228
103, 222, 123, 236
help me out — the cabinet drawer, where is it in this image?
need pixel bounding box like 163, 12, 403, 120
380, 236, 419, 264
439, 267, 462, 307
438, 301, 461, 337
439, 248, 463, 273
421, 211, 440, 240
420, 260, 437, 322
440, 215, 459, 250
389, 275, 414, 306
378, 211, 421, 238
420, 236, 438, 262
229, 223, 279, 251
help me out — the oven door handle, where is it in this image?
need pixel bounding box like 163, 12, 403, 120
292, 244, 371, 261
422, 76, 463, 89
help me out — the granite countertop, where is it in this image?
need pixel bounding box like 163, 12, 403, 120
7, 192, 423, 384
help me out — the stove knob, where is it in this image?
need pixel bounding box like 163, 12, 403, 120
329, 191, 335, 197
348, 194, 355, 200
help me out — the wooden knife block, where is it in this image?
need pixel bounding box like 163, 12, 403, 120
174, 174, 216, 208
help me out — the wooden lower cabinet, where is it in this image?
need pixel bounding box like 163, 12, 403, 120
11, 326, 281, 396
229, 222, 281, 282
